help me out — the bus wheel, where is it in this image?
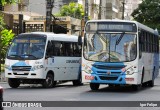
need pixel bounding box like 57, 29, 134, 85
90, 83, 100, 90
42, 74, 56, 88
72, 73, 83, 86
8, 78, 20, 88
132, 84, 141, 91
72, 80, 82, 86
148, 80, 154, 87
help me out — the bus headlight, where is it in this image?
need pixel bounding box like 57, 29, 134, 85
84, 65, 93, 74
126, 66, 134, 75
4, 64, 11, 70
33, 65, 44, 70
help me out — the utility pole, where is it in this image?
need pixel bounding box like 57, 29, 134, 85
46, 0, 54, 32
84, 0, 88, 23
98, 0, 102, 19
122, 0, 125, 20
19, 14, 24, 34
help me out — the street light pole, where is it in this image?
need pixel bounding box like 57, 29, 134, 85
122, 0, 125, 20
84, 0, 88, 23
46, 0, 54, 32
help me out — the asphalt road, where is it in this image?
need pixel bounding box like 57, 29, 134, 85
1, 76, 160, 110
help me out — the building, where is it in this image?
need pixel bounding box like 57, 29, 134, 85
80, 0, 142, 20
80, 0, 123, 20
27, 0, 78, 16
3, 0, 78, 15
2, 11, 82, 35
4, 0, 29, 12
2, 0, 82, 35
125, 0, 142, 20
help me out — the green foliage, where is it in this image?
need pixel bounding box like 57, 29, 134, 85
0, 0, 16, 72
0, 29, 14, 59
0, 14, 5, 31
54, 2, 84, 19
131, 0, 160, 30
0, 0, 18, 5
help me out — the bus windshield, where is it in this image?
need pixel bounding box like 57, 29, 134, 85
83, 33, 137, 62
7, 37, 46, 60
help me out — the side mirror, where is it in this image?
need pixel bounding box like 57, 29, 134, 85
78, 35, 82, 45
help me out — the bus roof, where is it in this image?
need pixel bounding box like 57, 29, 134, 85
87, 19, 159, 35
18, 32, 78, 42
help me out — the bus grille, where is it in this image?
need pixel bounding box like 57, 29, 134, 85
12, 66, 31, 71
92, 65, 125, 70
97, 71, 121, 75
99, 76, 118, 80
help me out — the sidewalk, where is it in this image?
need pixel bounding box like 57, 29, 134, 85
0, 72, 7, 82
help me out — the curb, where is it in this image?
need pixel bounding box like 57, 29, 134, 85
0, 82, 7, 84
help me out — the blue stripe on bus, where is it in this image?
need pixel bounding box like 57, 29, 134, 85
90, 62, 126, 84
12, 61, 30, 67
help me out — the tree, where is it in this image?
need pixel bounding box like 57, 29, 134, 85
55, 2, 84, 19
0, 14, 5, 31
0, 0, 18, 6
131, 0, 160, 30
0, 0, 17, 72
0, 29, 14, 58
0, 16, 15, 72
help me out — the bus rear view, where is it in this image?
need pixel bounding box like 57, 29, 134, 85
82, 20, 159, 91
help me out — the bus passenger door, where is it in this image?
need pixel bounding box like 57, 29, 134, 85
45, 41, 65, 80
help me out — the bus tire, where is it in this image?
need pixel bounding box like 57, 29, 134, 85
8, 78, 20, 88
72, 80, 82, 86
42, 74, 56, 88
132, 84, 141, 91
148, 80, 154, 87
72, 73, 83, 86
90, 83, 100, 90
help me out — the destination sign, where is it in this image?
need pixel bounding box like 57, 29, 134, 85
86, 22, 137, 32
15, 39, 45, 43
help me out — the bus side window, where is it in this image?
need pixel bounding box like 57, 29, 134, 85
65, 42, 73, 56
46, 41, 52, 58
53, 41, 61, 56
73, 43, 81, 57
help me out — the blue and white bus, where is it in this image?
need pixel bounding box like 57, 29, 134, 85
81, 20, 159, 90
5, 32, 82, 88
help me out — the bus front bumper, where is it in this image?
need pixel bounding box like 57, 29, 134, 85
82, 72, 138, 85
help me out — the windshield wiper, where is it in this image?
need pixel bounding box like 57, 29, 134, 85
21, 54, 38, 59
116, 32, 125, 45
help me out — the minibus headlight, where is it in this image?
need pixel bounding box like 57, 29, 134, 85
33, 65, 44, 70
4, 64, 11, 70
